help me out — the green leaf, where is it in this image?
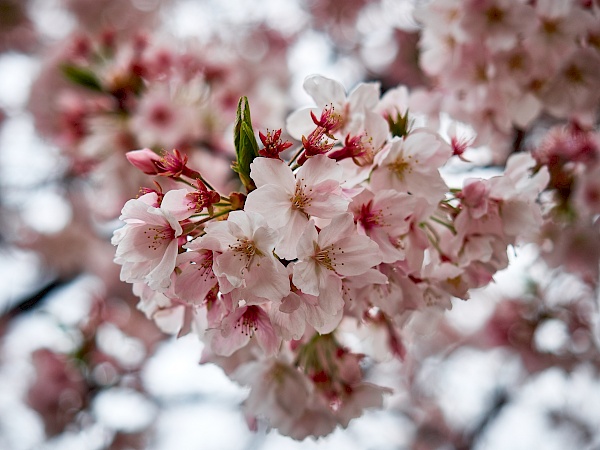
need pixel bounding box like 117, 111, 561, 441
60, 64, 103, 92
233, 96, 259, 192
233, 97, 243, 155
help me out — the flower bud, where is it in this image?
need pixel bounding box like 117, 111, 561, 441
126, 148, 161, 175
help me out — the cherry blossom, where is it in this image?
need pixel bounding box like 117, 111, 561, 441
371, 131, 452, 203
350, 188, 416, 263
293, 214, 382, 305
103, 59, 562, 441
7, 0, 600, 444
286, 74, 381, 140
245, 155, 350, 259
201, 210, 290, 304
112, 190, 193, 290
270, 266, 345, 340
209, 304, 280, 357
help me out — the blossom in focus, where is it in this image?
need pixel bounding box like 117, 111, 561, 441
200, 210, 290, 305
286, 75, 382, 140
371, 131, 452, 203
293, 214, 382, 306
245, 155, 350, 259
112, 190, 193, 291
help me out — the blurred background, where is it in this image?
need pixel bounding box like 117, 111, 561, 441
1, 0, 600, 449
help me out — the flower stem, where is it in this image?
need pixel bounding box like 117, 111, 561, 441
288, 147, 304, 167
429, 216, 456, 233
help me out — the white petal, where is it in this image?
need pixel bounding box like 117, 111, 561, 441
303, 74, 346, 107
146, 240, 179, 291
274, 211, 308, 260
296, 220, 318, 260
297, 154, 344, 186
332, 234, 382, 276
318, 213, 356, 249
245, 185, 294, 230
250, 157, 295, 190
161, 189, 195, 221
292, 260, 320, 297
286, 107, 319, 140
348, 82, 381, 111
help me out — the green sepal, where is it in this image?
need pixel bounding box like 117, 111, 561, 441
387, 109, 412, 138
60, 64, 103, 92
232, 96, 259, 192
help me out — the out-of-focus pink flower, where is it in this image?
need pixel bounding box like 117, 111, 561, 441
27, 349, 87, 437
0, 0, 38, 53
62, 0, 167, 36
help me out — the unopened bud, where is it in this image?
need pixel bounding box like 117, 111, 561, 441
126, 148, 161, 174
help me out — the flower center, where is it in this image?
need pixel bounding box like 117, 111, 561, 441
359, 201, 384, 231
314, 247, 335, 271
230, 239, 262, 266
234, 306, 260, 337
388, 156, 413, 181
143, 226, 174, 251
486, 6, 505, 24
149, 104, 173, 127
291, 178, 313, 212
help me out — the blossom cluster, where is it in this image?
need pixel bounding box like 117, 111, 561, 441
113, 75, 548, 438
28, 29, 290, 217
3, 0, 600, 446
416, 0, 600, 160
30, 30, 290, 155
532, 122, 600, 284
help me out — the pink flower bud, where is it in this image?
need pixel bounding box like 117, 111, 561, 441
126, 148, 161, 174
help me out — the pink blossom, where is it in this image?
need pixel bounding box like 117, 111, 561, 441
292, 214, 382, 305
27, 349, 87, 437
286, 75, 381, 140
459, 0, 535, 52
288, 293, 343, 337
209, 305, 279, 357
489, 153, 549, 241
526, 0, 587, 67
245, 155, 350, 260
201, 211, 290, 304
573, 163, 600, 217
171, 248, 218, 307
232, 359, 315, 437
350, 188, 416, 263
125, 148, 162, 175
541, 220, 600, 285
328, 110, 389, 166
414, 0, 467, 77
63, 0, 166, 35
541, 48, 600, 120
394, 196, 436, 275
270, 266, 345, 340
135, 280, 206, 338
296, 337, 391, 432
371, 132, 451, 203
130, 77, 212, 149
458, 178, 492, 219
112, 190, 193, 291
